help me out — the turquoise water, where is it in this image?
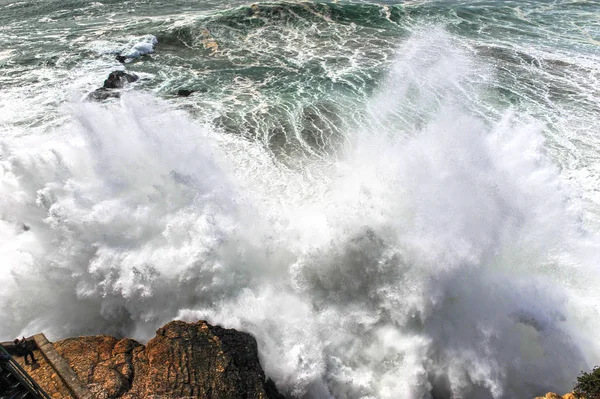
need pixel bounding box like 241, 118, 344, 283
1, 1, 600, 398
2, 1, 598, 157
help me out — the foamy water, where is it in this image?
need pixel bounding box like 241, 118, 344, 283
1, 1, 600, 398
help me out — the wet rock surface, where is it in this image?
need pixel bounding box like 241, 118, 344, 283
176, 89, 195, 97
87, 71, 139, 101
102, 71, 139, 89
53, 320, 285, 399
87, 88, 121, 101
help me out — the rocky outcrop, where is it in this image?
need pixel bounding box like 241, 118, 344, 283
176, 89, 195, 97
87, 88, 121, 101
534, 393, 577, 399
11, 344, 76, 399
52, 320, 284, 399
102, 71, 139, 89
87, 71, 139, 101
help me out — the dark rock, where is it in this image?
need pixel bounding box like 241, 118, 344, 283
87, 88, 121, 101
53, 320, 285, 399
115, 55, 127, 64
103, 71, 139, 89
265, 378, 285, 399
176, 89, 195, 97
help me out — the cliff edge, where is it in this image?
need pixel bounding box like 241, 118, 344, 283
44, 320, 284, 399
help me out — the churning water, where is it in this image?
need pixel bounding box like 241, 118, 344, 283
1, 1, 600, 398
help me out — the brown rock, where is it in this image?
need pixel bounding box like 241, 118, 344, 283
13, 348, 75, 399
534, 393, 576, 399
53, 320, 284, 399
54, 336, 140, 399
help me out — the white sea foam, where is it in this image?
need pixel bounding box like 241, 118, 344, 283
0, 50, 14, 61
121, 34, 158, 59
1, 29, 599, 399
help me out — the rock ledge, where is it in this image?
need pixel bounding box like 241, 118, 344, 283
50, 320, 284, 399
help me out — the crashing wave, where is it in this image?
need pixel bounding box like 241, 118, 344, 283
119, 34, 158, 60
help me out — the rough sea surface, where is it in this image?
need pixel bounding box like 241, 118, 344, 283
1, 1, 599, 398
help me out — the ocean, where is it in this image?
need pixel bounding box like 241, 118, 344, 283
1, 0, 599, 398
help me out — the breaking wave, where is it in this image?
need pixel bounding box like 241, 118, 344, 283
1, 26, 599, 399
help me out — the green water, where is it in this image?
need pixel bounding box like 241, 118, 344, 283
2, 1, 598, 157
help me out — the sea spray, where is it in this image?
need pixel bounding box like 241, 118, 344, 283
1, 19, 600, 399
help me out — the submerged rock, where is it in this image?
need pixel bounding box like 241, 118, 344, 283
53, 320, 285, 399
176, 89, 195, 97
87, 87, 121, 101
176, 87, 208, 97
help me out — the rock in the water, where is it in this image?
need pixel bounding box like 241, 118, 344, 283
176, 89, 195, 97
53, 320, 285, 399
86, 71, 138, 101
103, 70, 139, 89
87, 87, 121, 101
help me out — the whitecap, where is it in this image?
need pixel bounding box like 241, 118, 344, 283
120, 34, 158, 59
